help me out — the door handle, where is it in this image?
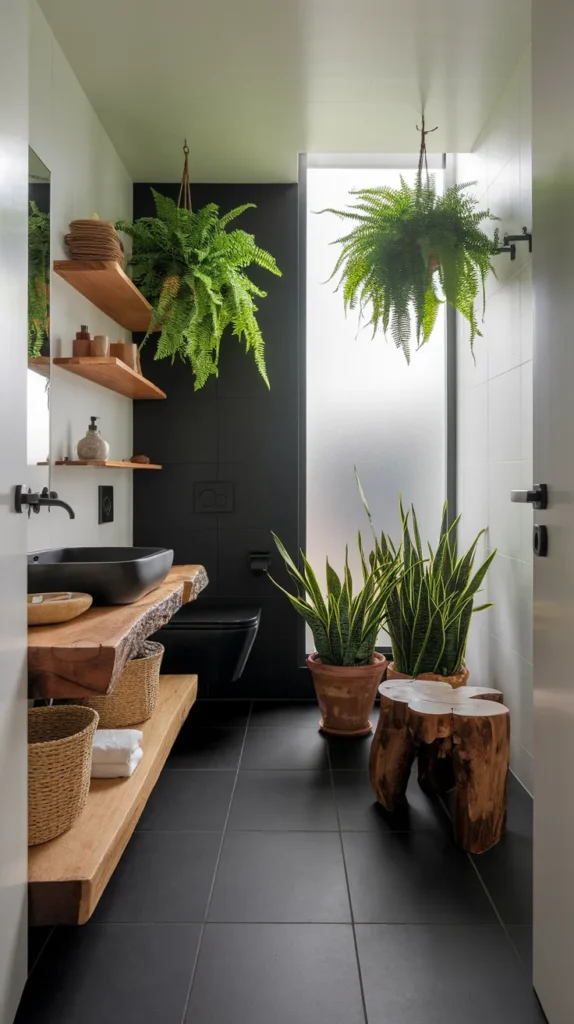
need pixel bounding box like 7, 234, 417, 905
510, 483, 548, 510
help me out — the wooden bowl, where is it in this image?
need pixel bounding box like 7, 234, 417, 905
28, 592, 93, 626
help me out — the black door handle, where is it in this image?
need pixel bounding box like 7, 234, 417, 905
511, 484, 548, 510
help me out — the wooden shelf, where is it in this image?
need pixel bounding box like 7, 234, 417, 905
53, 356, 165, 400
53, 260, 153, 332
28, 356, 50, 378
28, 564, 208, 698
28, 674, 198, 926
54, 460, 162, 470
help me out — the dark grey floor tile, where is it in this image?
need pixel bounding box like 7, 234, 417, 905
249, 700, 322, 729
507, 772, 533, 839
167, 726, 244, 770
27, 927, 53, 974
343, 831, 496, 924
356, 924, 546, 1023
93, 831, 221, 923
228, 771, 337, 831
327, 732, 376, 770
333, 770, 449, 833
472, 832, 533, 926
187, 700, 251, 729
16, 924, 201, 1024
137, 770, 235, 832
241, 726, 329, 770
508, 926, 533, 974
185, 924, 364, 1024
209, 831, 351, 922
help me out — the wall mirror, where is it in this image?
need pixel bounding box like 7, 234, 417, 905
27, 148, 51, 473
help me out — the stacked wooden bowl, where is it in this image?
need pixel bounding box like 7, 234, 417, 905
65, 219, 124, 264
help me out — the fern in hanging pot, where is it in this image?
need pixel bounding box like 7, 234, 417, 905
115, 145, 281, 390
321, 121, 499, 361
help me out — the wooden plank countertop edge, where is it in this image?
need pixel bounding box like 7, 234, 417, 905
28, 674, 198, 926
27, 565, 208, 698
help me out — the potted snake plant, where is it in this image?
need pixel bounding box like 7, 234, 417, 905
359, 485, 495, 687
271, 533, 402, 736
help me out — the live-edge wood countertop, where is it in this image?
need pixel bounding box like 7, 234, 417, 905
27, 565, 208, 698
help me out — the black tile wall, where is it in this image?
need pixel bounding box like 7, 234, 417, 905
133, 182, 303, 696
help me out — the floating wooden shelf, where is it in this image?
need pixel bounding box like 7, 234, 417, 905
28, 564, 208, 698
28, 356, 50, 378
28, 674, 198, 926
53, 356, 165, 400
53, 260, 153, 332
54, 460, 162, 470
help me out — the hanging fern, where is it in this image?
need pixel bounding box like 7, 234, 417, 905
321, 175, 499, 361
116, 190, 281, 390
28, 200, 50, 359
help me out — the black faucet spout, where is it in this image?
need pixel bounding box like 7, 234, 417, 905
44, 497, 76, 519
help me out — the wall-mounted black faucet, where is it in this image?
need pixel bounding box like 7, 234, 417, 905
15, 485, 76, 519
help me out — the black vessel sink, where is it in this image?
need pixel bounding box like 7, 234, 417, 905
28, 547, 174, 606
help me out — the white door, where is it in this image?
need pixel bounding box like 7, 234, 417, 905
532, 1, 574, 1021
0, 0, 29, 1021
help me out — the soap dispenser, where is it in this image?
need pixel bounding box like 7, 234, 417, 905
76, 416, 110, 461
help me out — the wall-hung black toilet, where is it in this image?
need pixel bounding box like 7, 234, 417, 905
155, 604, 261, 692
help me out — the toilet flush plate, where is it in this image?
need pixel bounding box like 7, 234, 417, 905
194, 481, 234, 513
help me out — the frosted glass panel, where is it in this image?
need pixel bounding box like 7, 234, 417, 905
306, 166, 446, 650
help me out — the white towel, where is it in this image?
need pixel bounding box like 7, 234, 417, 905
91, 746, 143, 779
92, 729, 143, 765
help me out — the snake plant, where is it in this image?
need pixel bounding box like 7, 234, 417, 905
322, 175, 499, 362
358, 482, 495, 677
270, 532, 402, 667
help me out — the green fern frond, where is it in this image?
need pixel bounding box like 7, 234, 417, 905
116, 190, 281, 391
320, 175, 499, 362
28, 201, 50, 359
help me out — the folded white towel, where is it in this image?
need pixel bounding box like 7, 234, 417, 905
91, 746, 144, 779
92, 729, 143, 765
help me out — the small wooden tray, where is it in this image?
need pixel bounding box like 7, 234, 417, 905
28, 592, 93, 626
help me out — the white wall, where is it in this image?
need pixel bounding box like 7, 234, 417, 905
456, 51, 533, 791
28, 1, 133, 551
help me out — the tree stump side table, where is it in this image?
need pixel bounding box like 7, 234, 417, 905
369, 681, 510, 855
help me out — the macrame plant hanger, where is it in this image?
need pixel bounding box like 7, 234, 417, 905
416, 114, 438, 184
177, 140, 192, 211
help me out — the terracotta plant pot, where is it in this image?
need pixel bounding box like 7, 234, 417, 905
306, 652, 387, 737
386, 662, 470, 689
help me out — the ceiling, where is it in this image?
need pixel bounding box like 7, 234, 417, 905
39, 0, 531, 182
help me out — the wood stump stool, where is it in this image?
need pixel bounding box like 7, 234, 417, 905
369, 680, 510, 854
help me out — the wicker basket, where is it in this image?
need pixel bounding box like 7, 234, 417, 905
28, 705, 99, 846
77, 641, 164, 728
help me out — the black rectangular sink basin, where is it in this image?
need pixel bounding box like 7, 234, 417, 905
28, 547, 174, 606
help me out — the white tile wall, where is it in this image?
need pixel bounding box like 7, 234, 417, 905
27, 3, 133, 552
456, 49, 533, 792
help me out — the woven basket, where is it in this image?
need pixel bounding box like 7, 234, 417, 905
28, 705, 99, 846
78, 641, 164, 728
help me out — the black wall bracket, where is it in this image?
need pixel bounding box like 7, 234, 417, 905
503, 226, 532, 253
495, 242, 516, 261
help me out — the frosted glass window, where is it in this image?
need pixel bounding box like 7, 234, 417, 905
306, 166, 446, 650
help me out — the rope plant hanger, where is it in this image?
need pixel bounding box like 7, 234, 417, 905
177, 140, 192, 211
116, 140, 281, 390
321, 115, 500, 361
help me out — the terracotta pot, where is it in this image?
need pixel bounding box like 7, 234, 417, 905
306, 652, 387, 737
386, 662, 470, 689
